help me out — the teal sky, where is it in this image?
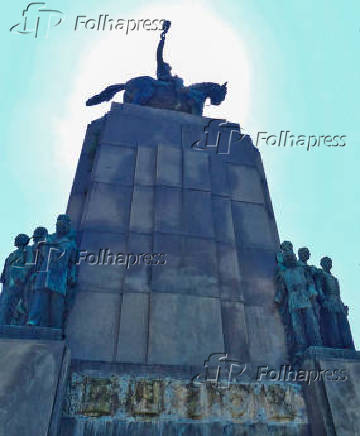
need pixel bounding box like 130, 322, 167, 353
1, 0, 359, 346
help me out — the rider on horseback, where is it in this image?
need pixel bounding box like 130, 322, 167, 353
85, 20, 227, 115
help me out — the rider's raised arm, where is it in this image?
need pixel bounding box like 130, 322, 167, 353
156, 33, 165, 77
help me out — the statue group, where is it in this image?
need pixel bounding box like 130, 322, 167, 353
275, 241, 354, 364
0, 214, 78, 330
86, 20, 227, 115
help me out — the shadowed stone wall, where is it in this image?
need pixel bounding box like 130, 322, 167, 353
66, 103, 287, 369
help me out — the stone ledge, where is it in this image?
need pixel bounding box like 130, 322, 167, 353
0, 324, 63, 341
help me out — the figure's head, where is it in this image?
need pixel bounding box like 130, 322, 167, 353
210, 82, 227, 105
320, 256, 332, 273
33, 226, 48, 244
56, 214, 71, 236
14, 233, 30, 248
280, 240, 293, 253
283, 251, 298, 268
298, 247, 310, 263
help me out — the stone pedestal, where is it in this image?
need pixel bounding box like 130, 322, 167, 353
303, 347, 360, 436
0, 332, 70, 436
66, 103, 287, 369
58, 102, 302, 435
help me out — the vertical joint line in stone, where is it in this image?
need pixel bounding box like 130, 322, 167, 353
146, 143, 158, 364
113, 142, 138, 361
210, 152, 226, 352
179, 134, 185, 270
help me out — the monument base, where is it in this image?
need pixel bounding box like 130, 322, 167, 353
0, 338, 70, 436
59, 360, 309, 436
303, 349, 360, 436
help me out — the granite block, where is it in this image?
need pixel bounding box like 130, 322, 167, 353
217, 243, 242, 301
232, 202, 275, 249
148, 292, 224, 365
221, 300, 249, 361
183, 149, 210, 191
183, 190, 215, 238
129, 185, 154, 234
66, 291, 121, 361
134, 145, 156, 186
156, 144, 182, 187
154, 187, 183, 234
116, 292, 149, 363
123, 232, 152, 292
82, 182, 132, 233
93, 144, 135, 185
212, 196, 235, 243
228, 164, 264, 203
152, 233, 183, 292
209, 155, 230, 197
78, 231, 126, 292
182, 237, 219, 297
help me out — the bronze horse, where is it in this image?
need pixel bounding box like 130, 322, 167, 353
86, 77, 227, 115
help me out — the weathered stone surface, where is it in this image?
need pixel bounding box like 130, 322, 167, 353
134, 145, 156, 186
183, 190, 215, 238
60, 419, 311, 436
221, 301, 249, 361
152, 233, 183, 292
66, 291, 120, 361
232, 203, 275, 249
151, 234, 222, 297
0, 339, 69, 436
148, 292, 224, 365
242, 277, 278, 308
129, 186, 154, 234
183, 149, 211, 191
245, 306, 287, 367
212, 196, 236, 244
93, 144, 135, 185
217, 243, 242, 300
82, 182, 132, 233
155, 187, 182, 234
228, 165, 264, 204
123, 232, 152, 292
304, 355, 360, 436
61, 372, 308, 435
157, 144, 182, 187
66, 104, 287, 370
209, 155, 230, 197
78, 231, 126, 292
182, 237, 219, 296
116, 292, 149, 363
0, 325, 63, 341
102, 105, 183, 147
237, 247, 277, 279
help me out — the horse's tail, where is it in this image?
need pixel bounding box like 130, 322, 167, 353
86, 83, 125, 106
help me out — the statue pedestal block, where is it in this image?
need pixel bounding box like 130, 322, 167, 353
0, 337, 70, 436
303, 347, 360, 436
